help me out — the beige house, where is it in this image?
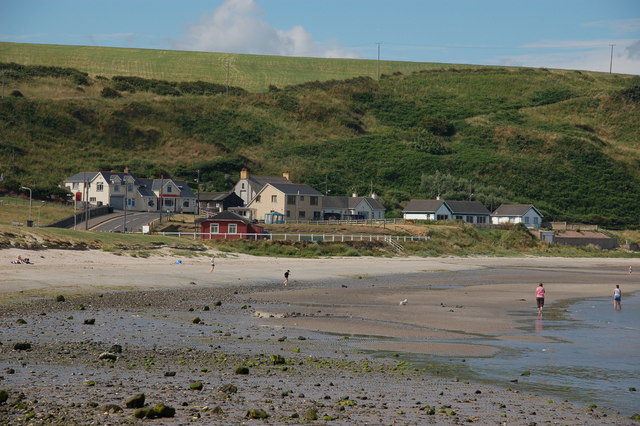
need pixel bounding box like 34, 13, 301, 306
233, 168, 292, 206
248, 183, 323, 221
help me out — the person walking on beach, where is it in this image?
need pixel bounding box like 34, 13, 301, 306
284, 270, 290, 286
209, 256, 215, 273
613, 284, 622, 311
629, 265, 633, 275
535, 283, 545, 315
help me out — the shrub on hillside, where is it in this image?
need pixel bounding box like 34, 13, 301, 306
10, 90, 23, 97
530, 88, 574, 106
101, 87, 122, 98
617, 85, 640, 103
420, 116, 456, 136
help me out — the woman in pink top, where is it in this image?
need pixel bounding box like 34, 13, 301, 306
535, 283, 545, 315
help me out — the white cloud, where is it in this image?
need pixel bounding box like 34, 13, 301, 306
174, 0, 360, 58
499, 39, 640, 75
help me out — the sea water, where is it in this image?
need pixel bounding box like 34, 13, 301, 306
465, 291, 640, 415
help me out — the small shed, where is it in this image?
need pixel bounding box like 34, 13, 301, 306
197, 211, 265, 240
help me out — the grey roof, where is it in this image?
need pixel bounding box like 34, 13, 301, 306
64, 172, 99, 182
492, 204, 541, 217
324, 196, 386, 211
173, 180, 196, 198
197, 210, 251, 225
139, 179, 196, 198
445, 200, 491, 215
269, 183, 323, 196
199, 191, 235, 202
247, 175, 291, 193
402, 199, 446, 213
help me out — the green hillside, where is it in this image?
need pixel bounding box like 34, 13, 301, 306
1, 43, 640, 227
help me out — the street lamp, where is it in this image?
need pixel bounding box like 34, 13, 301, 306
21, 186, 32, 225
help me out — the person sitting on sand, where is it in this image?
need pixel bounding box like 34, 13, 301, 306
535, 283, 545, 315
11, 255, 25, 264
613, 285, 622, 311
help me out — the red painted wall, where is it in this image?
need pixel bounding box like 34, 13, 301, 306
199, 220, 264, 240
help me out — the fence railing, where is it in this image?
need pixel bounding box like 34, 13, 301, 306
270, 218, 406, 226
138, 231, 429, 243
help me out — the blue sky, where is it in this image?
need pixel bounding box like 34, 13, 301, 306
2, 0, 639, 74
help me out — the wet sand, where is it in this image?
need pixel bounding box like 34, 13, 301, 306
1, 249, 638, 423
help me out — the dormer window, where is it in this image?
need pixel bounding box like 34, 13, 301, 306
167, 185, 172, 193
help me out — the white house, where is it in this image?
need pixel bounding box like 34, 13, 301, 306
402, 199, 453, 221
445, 200, 491, 224
233, 168, 292, 206
491, 204, 543, 228
323, 193, 386, 220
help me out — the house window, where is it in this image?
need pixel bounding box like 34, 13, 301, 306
228, 223, 238, 234
300, 195, 305, 201
114, 184, 120, 192
298, 210, 306, 218
287, 195, 296, 204
164, 199, 174, 207
286, 210, 291, 217
72, 182, 79, 189
256, 195, 261, 202
313, 211, 321, 220
241, 183, 245, 189
455, 215, 463, 220
534, 217, 539, 224
271, 195, 278, 203
477, 216, 486, 224
183, 200, 190, 207
127, 183, 133, 192
310, 196, 318, 206
210, 223, 219, 234
524, 216, 530, 224
466, 216, 474, 223
437, 214, 448, 220
127, 198, 135, 207
89, 197, 96, 202
96, 182, 104, 192
166, 185, 172, 193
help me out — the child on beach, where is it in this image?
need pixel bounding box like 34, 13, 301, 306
209, 256, 215, 273
613, 285, 622, 311
535, 283, 545, 315
284, 270, 290, 286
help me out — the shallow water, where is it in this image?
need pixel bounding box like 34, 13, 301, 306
446, 291, 640, 415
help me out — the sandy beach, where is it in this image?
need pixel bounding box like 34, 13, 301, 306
1, 248, 639, 424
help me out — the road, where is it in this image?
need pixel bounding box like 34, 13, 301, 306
90, 212, 162, 232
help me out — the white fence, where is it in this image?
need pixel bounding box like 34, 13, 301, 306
140, 231, 429, 243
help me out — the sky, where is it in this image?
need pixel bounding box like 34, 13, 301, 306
2, 0, 639, 75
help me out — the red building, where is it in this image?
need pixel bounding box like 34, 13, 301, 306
196, 211, 265, 240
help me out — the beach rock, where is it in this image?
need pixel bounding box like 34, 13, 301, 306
109, 344, 122, 353
125, 393, 145, 408
234, 366, 249, 375
270, 354, 286, 365
164, 371, 176, 377
203, 305, 210, 311
246, 408, 269, 419
214, 300, 222, 306
6, 368, 15, 374
219, 384, 238, 395
192, 317, 201, 324
13, 342, 31, 351
84, 318, 95, 325
0, 389, 8, 404
16, 318, 27, 324
83, 380, 95, 386
55, 295, 65, 302
189, 382, 203, 390
208, 406, 224, 414
101, 403, 123, 413
133, 408, 150, 418
629, 387, 636, 392
98, 352, 117, 361
278, 336, 287, 342
297, 336, 307, 340
304, 407, 318, 420
147, 404, 175, 418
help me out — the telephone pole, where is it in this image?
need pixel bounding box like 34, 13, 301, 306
608, 44, 615, 74
376, 42, 382, 81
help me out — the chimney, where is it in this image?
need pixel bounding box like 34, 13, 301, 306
352, 192, 358, 198
240, 168, 248, 179
124, 166, 130, 174
370, 192, 377, 199
283, 171, 291, 180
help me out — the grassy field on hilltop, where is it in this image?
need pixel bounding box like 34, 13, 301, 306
0, 42, 469, 92
1, 43, 640, 227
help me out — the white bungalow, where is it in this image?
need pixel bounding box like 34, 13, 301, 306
491, 204, 543, 228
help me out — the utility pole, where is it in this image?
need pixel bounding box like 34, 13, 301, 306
84, 174, 89, 230
159, 175, 164, 224
376, 42, 382, 81
196, 169, 200, 216
609, 44, 615, 74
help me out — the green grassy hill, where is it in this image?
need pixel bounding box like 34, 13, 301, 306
1, 42, 639, 227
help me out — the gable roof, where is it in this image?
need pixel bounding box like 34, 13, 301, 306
268, 183, 323, 196
196, 210, 251, 225
492, 204, 542, 217
324, 196, 386, 211
64, 172, 100, 183
445, 200, 491, 215
246, 175, 291, 194
402, 199, 447, 213
199, 191, 238, 202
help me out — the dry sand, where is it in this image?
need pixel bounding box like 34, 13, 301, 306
1, 248, 638, 424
